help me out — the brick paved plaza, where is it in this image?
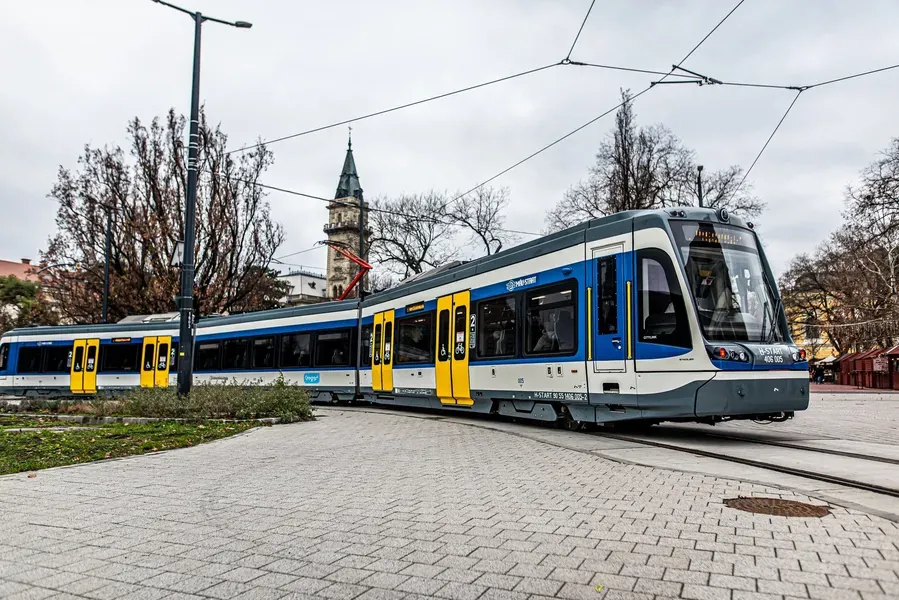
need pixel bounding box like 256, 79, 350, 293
1, 408, 898, 600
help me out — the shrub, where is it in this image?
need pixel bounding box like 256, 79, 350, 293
119, 373, 313, 422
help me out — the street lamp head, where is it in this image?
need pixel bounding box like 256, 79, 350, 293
234, 21, 252, 28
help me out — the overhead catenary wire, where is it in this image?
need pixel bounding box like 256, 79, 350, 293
222, 175, 543, 238
731, 90, 803, 198
449, 0, 748, 205
565, 0, 597, 60
225, 62, 561, 156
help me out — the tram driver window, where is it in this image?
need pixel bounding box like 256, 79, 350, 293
525, 282, 577, 355
0, 344, 8, 371
637, 249, 691, 348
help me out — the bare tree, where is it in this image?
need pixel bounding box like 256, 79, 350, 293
368, 191, 458, 279
449, 186, 518, 255
780, 137, 899, 353
367, 270, 398, 293
546, 89, 764, 231
41, 108, 286, 323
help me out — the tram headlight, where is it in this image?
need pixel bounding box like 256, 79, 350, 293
707, 345, 750, 363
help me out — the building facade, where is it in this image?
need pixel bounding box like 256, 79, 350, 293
278, 268, 328, 305
324, 135, 370, 299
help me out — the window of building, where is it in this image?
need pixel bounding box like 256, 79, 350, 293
373, 324, 382, 365
280, 333, 311, 368
598, 257, 618, 335
437, 310, 450, 362
316, 330, 351, 367
222, 338, 250, 370
383, 322, 393, 365
477, 297, 516, 358
0, 344, 8, 371
252, 337, 275, 369
637, 249, 691, 349
361, 325, 372, 367
18, 346, 42, 373
195, 342, 221, 371
43, 346, 72, 373
453, 307, 466, 360
100, 343, 140, 372
525, 281, 577, 355
396, 314, 433, 364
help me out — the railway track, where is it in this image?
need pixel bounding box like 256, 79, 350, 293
593, 427, 899, 498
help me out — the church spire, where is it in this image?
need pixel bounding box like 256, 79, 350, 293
335, 130, 362, 200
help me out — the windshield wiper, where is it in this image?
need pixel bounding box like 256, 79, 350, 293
760, 300, 769, 343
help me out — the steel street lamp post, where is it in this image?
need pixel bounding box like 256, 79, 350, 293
151, 0, 252, 395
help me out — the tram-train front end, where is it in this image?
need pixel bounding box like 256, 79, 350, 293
662, 208, 809, 422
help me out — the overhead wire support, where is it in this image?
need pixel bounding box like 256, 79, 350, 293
451, 0, 748, 204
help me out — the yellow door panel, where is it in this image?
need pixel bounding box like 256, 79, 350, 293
436, 295, 454, 404
82, 339, 99, 394
451, 291, 473, 405
69, 340, 86, 394
155, 336, 171, 388
382, 310, 395, 393
140, 337, 157, 388
372, 313, 384, 391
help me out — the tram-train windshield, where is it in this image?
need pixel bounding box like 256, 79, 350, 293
671, 222, 784, 343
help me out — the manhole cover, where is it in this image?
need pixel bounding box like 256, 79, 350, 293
724, 497, 830, 517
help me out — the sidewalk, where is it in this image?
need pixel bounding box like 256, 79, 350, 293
811, 382, 899, 394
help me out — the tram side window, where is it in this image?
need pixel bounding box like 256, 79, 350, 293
222, 338, 250, 370
525, 281, 577, 355
372, 325, 382, 365
43, 346, 72, 373
637, 249, 691, 349
17, 347, 42, 373
437, 310, 450, 362
383, 323, 393, 365
315, 330, 351, 367
0, 344, 8, 371
477, 296, 516, 358
361, 325, 372, 367
195, 342, 221, 371
396, 314, 433, 364
280, 333, 311, 368
101, 343, 140, 372
251, 337, 275, 369
598, 257, 618, 335
157, 343, 169, 371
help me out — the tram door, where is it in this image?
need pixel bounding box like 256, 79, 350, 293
69, 338, 99, 394
372, 310, 395, 393
588, 241, 637, 398
435, 291, 472, 406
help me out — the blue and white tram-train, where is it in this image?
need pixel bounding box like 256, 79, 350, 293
0, 208, 809, 427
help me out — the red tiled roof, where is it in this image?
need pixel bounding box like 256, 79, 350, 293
0, 259, 39, 282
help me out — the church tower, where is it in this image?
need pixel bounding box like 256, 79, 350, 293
325, 132, 369, 298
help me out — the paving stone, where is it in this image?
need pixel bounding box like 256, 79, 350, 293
0, 410, 897, 600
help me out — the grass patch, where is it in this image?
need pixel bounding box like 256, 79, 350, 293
0, 420, 260, 475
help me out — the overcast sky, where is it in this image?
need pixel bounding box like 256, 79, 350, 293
2, 0, 898, 278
